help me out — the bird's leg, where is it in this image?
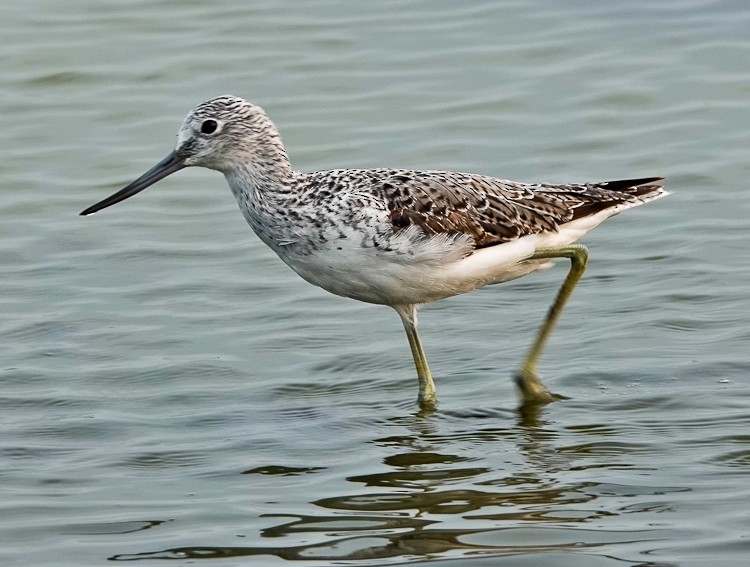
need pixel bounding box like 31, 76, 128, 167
515, 244, 589, 404
394, 305, 437, 407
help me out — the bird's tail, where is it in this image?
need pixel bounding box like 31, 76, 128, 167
600, 177, 667, 202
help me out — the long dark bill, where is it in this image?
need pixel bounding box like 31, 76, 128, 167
80, 151, 187, 216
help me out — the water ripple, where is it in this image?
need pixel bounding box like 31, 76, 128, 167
3, 0, 750, 565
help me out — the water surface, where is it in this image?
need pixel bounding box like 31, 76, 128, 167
2, 1, 750, 565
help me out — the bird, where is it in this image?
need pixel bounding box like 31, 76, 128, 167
81, 95, 666, 407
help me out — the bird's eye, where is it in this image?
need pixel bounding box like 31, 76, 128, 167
201, 119, 218, 135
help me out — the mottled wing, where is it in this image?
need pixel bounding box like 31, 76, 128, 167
377, 171, 664, 249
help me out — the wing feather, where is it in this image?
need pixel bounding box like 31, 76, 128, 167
378, 171, 664, 248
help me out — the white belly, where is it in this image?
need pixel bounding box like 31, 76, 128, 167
277, 208, 611, 306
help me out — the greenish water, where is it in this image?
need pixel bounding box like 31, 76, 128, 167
2, 1, 750, 565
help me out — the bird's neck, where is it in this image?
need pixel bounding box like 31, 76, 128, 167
225, 129, 296, 197
224, 143, 300, 239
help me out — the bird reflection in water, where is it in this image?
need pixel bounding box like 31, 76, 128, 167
109, 403, 669, 563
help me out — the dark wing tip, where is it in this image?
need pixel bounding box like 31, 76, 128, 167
601, 177, 665, 190
598, 177, 667, 202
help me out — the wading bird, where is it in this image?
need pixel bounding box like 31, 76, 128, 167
82, 95, 666, 407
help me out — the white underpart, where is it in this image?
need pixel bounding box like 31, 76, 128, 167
285, 196, 661, 306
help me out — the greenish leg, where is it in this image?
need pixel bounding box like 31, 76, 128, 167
395, 305, 437, 407
515, 244, 589, 404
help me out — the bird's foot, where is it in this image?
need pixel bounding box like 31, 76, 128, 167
514, 366, 568, 405
417, 378, 438, 411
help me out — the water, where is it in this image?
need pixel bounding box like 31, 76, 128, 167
2, 1, 750, 565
